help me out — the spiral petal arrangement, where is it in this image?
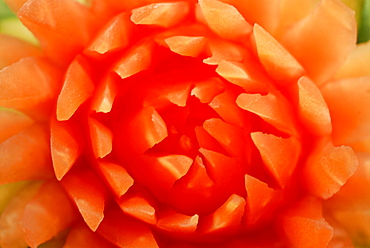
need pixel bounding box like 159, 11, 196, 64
0, 0, 370, 247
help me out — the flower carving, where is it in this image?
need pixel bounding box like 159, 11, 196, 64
0, 0, 369, 247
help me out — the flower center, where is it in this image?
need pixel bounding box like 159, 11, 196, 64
109, 50, 244, 215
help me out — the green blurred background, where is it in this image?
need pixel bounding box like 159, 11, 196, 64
0, 0, 38, 44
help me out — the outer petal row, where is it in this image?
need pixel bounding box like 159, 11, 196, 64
18, 0, 96, 65
0, 57, 60, 119
0, 34, 40, 70
281, 0, 356, 85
